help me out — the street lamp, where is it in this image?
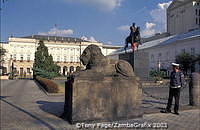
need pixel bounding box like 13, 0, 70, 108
9, 55, 14, 79
158, 60, 161, 71
79, 42, 81, 67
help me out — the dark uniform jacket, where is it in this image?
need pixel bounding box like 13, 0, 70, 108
170, 71, 185, 88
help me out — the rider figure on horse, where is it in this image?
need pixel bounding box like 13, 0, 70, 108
124, 23, 141, 52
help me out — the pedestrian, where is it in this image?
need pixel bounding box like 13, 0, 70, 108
162, 63, 185, 115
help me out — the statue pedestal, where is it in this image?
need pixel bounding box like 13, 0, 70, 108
63, 75, 143, 123
189, 73, 200, 107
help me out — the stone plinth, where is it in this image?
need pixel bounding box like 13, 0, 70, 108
189, 72, 200, 107
63, 75, 143, 123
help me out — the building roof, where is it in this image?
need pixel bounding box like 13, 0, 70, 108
141, 32, 170, 43
102, 44, 122, 49
109, 29, 200, 55
21, 35, 88, 43
168, 0, 189, 10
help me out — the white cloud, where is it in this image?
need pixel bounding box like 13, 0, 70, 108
81, 36, 97, 42
141, 22, 156, 37
141, 1, 172, 37
158, 2, 172, 10
146, 22, 156, 29
117, 25, 130, 31
150, 1, 172, 32
38, 27, 74, 36
65, 0, 123, 11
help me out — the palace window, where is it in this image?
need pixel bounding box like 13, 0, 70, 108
181, 49, 186, 53
191, 48, 195, 55
20, 54, 23, 62
151, 54, 154, 62
166, 51, 169, 60
13, 68, 17, 73
158, 53, 162, 59
70, 56, 73, 62
13, 54, 16, 61
199, 18, 200, 25
196, 18, 198, 24
77, 56, 80, 62
20, 68, 23, 76
27, 68, 31, 73
199, 9, 200, 16
27, 54, 30, 61
57, 56, 60, 62
64, 56, 67, 62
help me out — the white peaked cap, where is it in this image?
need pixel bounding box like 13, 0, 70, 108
172, 63, 180, 67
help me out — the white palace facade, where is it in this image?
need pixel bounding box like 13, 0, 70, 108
1, 35, 121, 77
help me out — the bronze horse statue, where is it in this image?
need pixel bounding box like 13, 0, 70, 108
124, 23, 142, 52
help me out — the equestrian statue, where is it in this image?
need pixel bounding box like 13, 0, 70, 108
124, 23, 142, 52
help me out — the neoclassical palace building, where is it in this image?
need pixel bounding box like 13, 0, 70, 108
1, 35, 121, 77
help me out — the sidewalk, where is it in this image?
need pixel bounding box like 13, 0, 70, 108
1, 80, 199, 130
71, 109, 200, 130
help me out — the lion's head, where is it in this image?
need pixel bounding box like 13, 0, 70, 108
80, 44, 106, 69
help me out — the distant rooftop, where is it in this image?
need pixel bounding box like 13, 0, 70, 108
21, 35, 88, 43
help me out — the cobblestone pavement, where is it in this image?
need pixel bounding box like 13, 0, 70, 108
1, 80, 199, 130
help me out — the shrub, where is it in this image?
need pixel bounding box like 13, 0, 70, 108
150, 70, 166, 81
36, 76, 59, 93
33, 68, 60, 79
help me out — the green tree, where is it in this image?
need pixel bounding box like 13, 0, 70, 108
33, 40, 60, 79
175, 52, 196, 75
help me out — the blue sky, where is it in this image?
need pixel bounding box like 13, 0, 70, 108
1, 0, 172, 45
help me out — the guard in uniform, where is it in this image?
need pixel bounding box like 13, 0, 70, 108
163, 63, 185, 115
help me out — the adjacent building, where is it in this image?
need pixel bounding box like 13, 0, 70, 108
167, 0, 200, 35
108, 0, 200, 79
0, 35, 121, 77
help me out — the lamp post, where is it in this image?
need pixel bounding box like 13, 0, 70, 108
158, 60, 161, 71
79, 42, 81, 67
9, 56, 14, 79
11, 61, 14, 79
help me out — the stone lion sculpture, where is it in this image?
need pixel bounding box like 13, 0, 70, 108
63, 44, 142, 123
78, 44, 135, 77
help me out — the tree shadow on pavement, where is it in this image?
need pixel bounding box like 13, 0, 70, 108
0, 96, 11, 99
36, 101, 64, 118
0, 98, 56, 130
141, 99, 167, 113
143, 99, 167, 105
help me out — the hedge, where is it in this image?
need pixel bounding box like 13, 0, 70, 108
36, 76, 59, 93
